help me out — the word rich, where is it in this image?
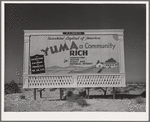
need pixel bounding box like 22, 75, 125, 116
70, 50, 88, 56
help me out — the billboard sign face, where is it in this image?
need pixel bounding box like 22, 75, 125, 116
30, 34, 120, 75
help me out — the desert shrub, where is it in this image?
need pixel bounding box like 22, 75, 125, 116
123, 89, 129, 93
24, 88, 29, 91
67, 95, 78, 103
9, 80, 21, 92
126, 100, 145, 112
5, 80, 21, 94
66, 90, 78, 102
18, 82, 22, 85
49, 88, 57, 91
111, 88, 122, 94
126, 105, 145, 112
136, 96, 145, 104
5, 83, 12, 94
140, 91, 146, 98
78, 90, 87, 98
24, 88, 33, 91
66, 90, 89, 107
20, 95, 26, 99
67, 90, 73, 97
128, 87, 136, 91
77, 98, 89, 107
128, 84, 139, 89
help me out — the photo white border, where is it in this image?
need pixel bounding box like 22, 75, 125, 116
1, 1, 149, 121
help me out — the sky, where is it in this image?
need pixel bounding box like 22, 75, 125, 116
4, 3, 147, 83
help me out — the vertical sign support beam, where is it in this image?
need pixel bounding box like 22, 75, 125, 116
87, 88, 90, 99
39, 88, 45, 98
60, 88, 63, 100
113, 87, 115, 99
34, 88, 36, 100
23, 35, 30, 88
40, 90, 42, 98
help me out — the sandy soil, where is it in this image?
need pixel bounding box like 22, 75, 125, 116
5, 86, 146, 112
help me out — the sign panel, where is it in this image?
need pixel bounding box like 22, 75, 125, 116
30, 55, 45, 74
30, 34, 119, 75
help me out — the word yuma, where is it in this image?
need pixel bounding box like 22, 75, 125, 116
41, 41, 78, 56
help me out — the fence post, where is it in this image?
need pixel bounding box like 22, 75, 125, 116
60, 88, 63, 100
40, 90, 42, 98
113, 87, 115, 99
34, 88, 36, 100
87, 88, 90, 99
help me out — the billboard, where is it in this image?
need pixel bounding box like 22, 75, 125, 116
29, 34, 120, 75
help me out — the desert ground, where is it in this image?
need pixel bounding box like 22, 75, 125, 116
5, 82, 146, 112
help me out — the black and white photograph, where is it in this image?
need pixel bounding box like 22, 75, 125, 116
1, 1, 149, 121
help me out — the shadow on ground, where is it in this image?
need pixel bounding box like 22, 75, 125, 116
89, 92, 146, 99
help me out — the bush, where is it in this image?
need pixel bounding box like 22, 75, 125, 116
65, 90, 89, 107
126, 100, 145, 112
20, 95, 26, 99
24, 88, 29, 91
123, 89, 129, 93
78, 90, 87, 98
67, 90, 73, 97
77, 98, 89, 107
49, 88, 57, 91
18, 82, 22, 85
136, 96, 145, 104
111, 88, 122, 94
24, 88, 33, 91
5, 80, 21, 94
140, 91, 146, 98
5, 83, 12, 94
66, 90, 78, 102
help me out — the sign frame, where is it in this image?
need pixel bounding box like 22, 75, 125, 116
23, 29, 126, 88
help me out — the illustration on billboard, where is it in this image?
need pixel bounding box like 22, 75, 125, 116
30, 35, 119, 74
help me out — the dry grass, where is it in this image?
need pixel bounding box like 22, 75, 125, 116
126, 99, 145, 112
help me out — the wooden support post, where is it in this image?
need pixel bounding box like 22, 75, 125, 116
39, 88, 45, 98
113, 87, 115, 99
40, 90, 42, 98
60, 88, 63, 100
34, 88, 36, 100
87, 88, 90, 99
